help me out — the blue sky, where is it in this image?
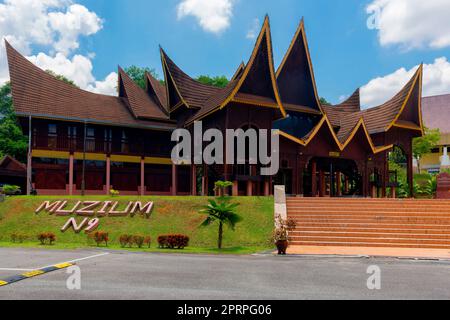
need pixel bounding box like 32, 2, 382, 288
2, 0, 450, 107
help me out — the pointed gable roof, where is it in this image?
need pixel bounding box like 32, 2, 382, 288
363, 65, 423, 134
160, 48, 220, 111
118, 67, 169, 120
186, 16, 286, 125
276, 19, 322, 114
146, 71, 168, 113
5, 40, 174, 130
230, 62, 245, 81
279, 115, 392, 155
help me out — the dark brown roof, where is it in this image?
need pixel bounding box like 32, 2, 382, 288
160, 48, 220, 110
276, 19, 322, 113
186, 16, 286, 125
5, 41, 175, 130
146, 72, 168, 113
118, 67, 169, 120
0, 155, 26, 171
323, 66, 423, 142
230, 62, 245, 81
322, 89, 361, 128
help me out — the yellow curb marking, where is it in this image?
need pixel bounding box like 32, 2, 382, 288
22, 270, 45, 278
54, 263, 73, 269
0, 281, 8, 286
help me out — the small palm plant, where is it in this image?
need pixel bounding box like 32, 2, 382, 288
199, 199, 242, 249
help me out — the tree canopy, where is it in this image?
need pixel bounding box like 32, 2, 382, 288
45, 70, 78, 88
124, 66, 162, 89
0, 82, 28, 162
413, 127, 441, 172
196, 75, 229, 88
319, 97, 331, 105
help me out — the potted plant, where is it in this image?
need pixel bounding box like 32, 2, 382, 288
272, 215, 296, 255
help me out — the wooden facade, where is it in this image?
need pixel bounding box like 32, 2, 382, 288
5, 16, 424, 197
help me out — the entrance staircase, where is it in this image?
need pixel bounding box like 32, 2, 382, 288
287, 198, 450, 249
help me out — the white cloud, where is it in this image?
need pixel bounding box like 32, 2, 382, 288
177, 0, 234, 34
0, 0, 115, 96
87, 72, 118, 96
367, 0, 450, 50
360, 57, 450, 108
48, 4, 103, 55
246, 18, 260, 40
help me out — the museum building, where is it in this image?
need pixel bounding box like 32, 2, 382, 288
5, 16, 424, 197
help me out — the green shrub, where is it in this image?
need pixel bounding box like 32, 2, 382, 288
2, 185, 21, 195
10, 232, 28, 243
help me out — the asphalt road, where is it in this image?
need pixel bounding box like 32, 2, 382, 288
0, 248, 450, 300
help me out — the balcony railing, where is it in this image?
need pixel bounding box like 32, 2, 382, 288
32, 135, 172, 158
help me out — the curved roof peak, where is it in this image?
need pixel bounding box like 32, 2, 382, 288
276, 18, 322, 113
118, 66, 169, 120
336, 88, 361, 113
160, 47, 220, 111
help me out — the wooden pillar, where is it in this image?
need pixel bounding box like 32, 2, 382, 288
298, 161, 305, 196
382, 158, 388, 198
69, 154, 74, 196
106, 156, 111, 195
191, 165, 197, 196
172, 164, 177, 196
311, 161, 317, 197
247, 180, 253, 196
204, 165, 209, 196
336, 172, 342, 197
344, 176, 349, 194
140, 158, 145, 196
319, 170, 325, 197
264, 180, 270, 196
232, 181, 239, 196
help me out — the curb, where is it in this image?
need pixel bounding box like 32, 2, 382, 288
0, 262, 73, 287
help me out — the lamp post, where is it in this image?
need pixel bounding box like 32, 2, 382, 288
81, 121, 87, 196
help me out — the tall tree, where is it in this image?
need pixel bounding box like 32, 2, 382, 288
319, 97, 331, 105
0, 82, 28, 162
196, 75, 229, 88
124, 66, 161, 89
413, 128, 441, 173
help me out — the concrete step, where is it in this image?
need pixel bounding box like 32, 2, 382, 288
289, 231, 450, 240
289, 241, 450, 249
289, 236, 450, 245
291, 227, 450, 234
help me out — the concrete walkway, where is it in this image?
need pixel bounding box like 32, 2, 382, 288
288, 246, 450, 260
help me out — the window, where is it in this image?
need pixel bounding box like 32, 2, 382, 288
431, 148, 440, 154
86, 127, 95, 152
121, 130, 129, 153
104, 128, 112, 153
68, 126, 77, 150
48, 124, 57, 149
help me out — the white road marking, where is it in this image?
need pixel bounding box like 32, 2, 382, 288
0, 268, 34, 272
38, 252, 110, 270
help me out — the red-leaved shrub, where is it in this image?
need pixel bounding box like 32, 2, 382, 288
37, 232, 56, 245
158, 234, 189, 249
119, 234, 133, 248
92, 231, 109, 247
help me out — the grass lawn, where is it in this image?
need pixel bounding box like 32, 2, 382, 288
0, 196, 274, 255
